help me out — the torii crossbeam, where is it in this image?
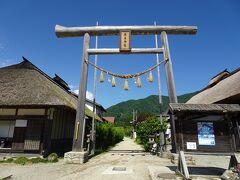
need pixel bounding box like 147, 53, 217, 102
55, 24, 197, 164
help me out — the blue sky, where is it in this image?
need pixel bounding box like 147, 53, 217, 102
0, 0, 239, 108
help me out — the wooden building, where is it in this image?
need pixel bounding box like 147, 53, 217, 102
169, 103, 240, 153
186, 68, 240, 151
102, 117, 115, 124
85, 99, 106, 118
0, 58, 100, 155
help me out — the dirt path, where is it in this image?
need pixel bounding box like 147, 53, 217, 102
0, 137, 173, 180
0, 137, 230, 180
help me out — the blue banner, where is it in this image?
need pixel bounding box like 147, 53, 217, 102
198, 122, 215, 146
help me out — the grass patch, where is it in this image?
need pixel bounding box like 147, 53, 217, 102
0, 152, 60, 165
30, 157, 48, 164
14, 157, 29, 165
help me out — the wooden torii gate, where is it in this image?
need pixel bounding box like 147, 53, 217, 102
55, 24, 197, 164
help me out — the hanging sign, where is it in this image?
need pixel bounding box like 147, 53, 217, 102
120, 30, 131, 51
197, 122, 215, 146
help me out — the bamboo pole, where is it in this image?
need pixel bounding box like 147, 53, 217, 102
91, 22, 99, 155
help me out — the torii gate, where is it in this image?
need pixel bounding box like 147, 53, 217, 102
55, 24, 197, 164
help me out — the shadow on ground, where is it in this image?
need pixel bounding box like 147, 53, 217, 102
167, 166, 225, 176
107, 150, 145, 153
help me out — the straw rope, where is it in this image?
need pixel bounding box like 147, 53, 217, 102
85, 59, 166, 79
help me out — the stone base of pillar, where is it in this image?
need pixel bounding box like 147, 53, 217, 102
64, 151, 88, 164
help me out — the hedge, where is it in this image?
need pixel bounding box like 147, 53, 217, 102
96, 122, 124, 150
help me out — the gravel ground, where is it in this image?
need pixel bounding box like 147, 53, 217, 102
0, 138, 232, 180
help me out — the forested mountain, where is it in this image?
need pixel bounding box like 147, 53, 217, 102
104, 92, 196, 126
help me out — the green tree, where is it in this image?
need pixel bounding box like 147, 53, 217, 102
136, 116, 168, 151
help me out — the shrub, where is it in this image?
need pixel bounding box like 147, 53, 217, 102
96, 123, 124, 151
5, 158, 14, 163
47, 153, 58, 162
136, 116, 168, 151
14, 157, 29, 165
30, 157, 48, 163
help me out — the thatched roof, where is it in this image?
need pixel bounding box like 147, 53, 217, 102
0, 58, 100, 120
169, 103, 240, 114
187, 68, 240, 104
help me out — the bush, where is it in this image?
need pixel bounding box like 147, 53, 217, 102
0, 155, 57, 165
47, 153, 58, 162
30, 157, 48, 163
4, 158, 14, 163
14, 157, 29, 165
96, 123, 124, 151
136, 116, 167, 151
123, 126, 132, 137
0, 158, 12, 163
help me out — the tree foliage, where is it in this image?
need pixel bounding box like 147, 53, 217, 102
136, 116, 168, 151
96, 122, 124, 150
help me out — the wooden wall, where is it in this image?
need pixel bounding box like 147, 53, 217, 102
50, 108, 75, 154
175, 114, 234, 153
0, 107, 76, 155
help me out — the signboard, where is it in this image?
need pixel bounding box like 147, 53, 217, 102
198, 122, 215, 146
186, 142, 197, 150
120, 31, 131, 51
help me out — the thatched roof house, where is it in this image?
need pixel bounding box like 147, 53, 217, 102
0, 57, 100, 155
0, 58, 99, 119
187, 68, 240, 104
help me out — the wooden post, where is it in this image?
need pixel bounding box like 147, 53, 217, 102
161, 31, 178, 153
236, 121, 240, 150
177, 151, 190, 179
72, 33, 90, 152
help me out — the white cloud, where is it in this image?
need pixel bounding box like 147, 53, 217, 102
69, 84, 77, 90
73, 89, 79, 94
86, 91, 94, 100
72, 89, 94, 101
0, 59, 12, 68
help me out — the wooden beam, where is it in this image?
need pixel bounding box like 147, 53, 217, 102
161, 31, 178, 153
55, 25, 197, 37
87, 48, 164, 55
177, 151, 190, 179
72, 33, 90, 152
